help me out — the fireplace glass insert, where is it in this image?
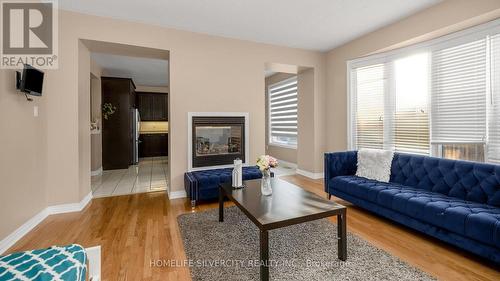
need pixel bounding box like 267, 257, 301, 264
192, 116, 245, 168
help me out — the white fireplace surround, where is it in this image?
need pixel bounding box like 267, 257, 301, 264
187, 112, 250, 171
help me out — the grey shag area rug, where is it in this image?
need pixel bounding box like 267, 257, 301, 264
177, 206, 435, 281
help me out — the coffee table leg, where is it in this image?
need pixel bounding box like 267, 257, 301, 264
337, 211, 347, 261
260, 230, 269, 281
218, 186, 224, 222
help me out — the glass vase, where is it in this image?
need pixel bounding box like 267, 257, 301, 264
261, 169, 272, 196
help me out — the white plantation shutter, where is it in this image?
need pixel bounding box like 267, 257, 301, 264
431, 39, 487, 143
391, 53, 430, 155
268, 77, 298, 147
349, 20, 500, 163
352, 64, 385, 149
488, 34, 500, 163
352, 56, 430, 154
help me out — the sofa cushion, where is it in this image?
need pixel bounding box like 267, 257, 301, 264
356, 149, 394, 182
331, 176, 394, 203
330, 176, 500, 248
390, 153, 500, 207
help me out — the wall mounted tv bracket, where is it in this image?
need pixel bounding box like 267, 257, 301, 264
16, 71, 33, 101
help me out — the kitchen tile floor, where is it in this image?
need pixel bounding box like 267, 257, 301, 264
91, 157, 168, 198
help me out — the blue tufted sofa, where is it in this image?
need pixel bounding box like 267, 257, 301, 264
325, 151, 500, 264
184, 166, 263, 207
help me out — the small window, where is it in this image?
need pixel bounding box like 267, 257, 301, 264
433, 143, 485, 162
268, 77, 298, 148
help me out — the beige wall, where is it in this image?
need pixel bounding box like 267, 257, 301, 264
64, 8, 326, 205
0, 70, 47, 240
297, 68, 318, 172
78, 41, 92, 200
91, 133, 102, 172
265, 73, 297, 164
90, 59, 102, 172
2, 0, 499, 245
90, 63, 102, 121
325, 0, 500, 152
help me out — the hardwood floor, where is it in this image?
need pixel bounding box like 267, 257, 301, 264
7, 175, 500, 281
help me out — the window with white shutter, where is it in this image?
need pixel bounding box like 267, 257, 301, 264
431, 38, 487, 161
268, 77, 298, 148
351, 54, 430, 155
348, 19, 500, 163
392, 53, 430, 155
488, 34, 500, 163
431, 39, 487, 143
352, 64, 385, 150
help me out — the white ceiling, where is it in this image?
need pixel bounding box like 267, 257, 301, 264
91, 53, 169, 87
61, 0, 440, 51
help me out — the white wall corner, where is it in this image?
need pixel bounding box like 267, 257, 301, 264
91, 167, 103, 176
47, 192, 93, 214
0, 191, 93, 255
169, 190, 187, 200
276, 159, 297, 169
296, 169, 324, 179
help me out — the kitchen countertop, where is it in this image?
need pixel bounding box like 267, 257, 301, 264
139, 131, 168, 135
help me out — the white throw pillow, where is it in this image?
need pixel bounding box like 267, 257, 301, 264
355, 149, 394, 182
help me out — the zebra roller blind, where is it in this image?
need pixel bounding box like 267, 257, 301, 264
268, 76, 298, 147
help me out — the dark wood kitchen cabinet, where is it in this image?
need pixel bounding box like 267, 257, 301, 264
137, 92, 168, 121
137, 93, 152, 120
139, 133, 168, 157
101, 77, 136, 170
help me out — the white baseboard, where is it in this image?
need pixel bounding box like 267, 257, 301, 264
276, 159, 297, 169
296, 169, 324, 179
0, 192, 93, 255
86, 245, 101, 281
91, 167, 103, 176
169, 190, 187, 199
0, 209, 50, 255
47, 192, 93, 214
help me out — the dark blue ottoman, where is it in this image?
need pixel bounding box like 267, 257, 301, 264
184, 166, 263, 207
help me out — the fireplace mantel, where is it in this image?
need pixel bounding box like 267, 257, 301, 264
187, 112, 250, 171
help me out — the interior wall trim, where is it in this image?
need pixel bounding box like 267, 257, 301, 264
275, 159, 297, 169
169, 190, 187, 199
296, 169, 324, 179
91, 167, 103, 176
0, 192, 93, 255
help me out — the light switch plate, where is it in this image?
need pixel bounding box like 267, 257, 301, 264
33, 105, 38, 117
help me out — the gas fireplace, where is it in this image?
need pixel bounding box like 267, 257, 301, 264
191, 116, 246, 168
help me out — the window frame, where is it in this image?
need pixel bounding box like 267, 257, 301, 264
347, 19, 500, 156
267, 76, 298, 149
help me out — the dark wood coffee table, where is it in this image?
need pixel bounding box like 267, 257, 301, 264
219, 178, 347, 281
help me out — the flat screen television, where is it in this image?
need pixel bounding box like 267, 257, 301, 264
20, 65, 44, 96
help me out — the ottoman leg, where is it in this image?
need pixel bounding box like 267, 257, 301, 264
191, 200, 196, 209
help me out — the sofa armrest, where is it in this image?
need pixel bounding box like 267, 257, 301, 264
324, 151, 357, 192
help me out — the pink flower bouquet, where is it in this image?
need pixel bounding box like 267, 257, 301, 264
256, 155, 278, 171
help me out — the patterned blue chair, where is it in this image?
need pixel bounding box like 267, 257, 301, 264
184, 166, 263, 207
325, 151, 500, 264
0, 244, 87, 281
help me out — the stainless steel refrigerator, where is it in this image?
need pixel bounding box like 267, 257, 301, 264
131, 108, 140, 164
